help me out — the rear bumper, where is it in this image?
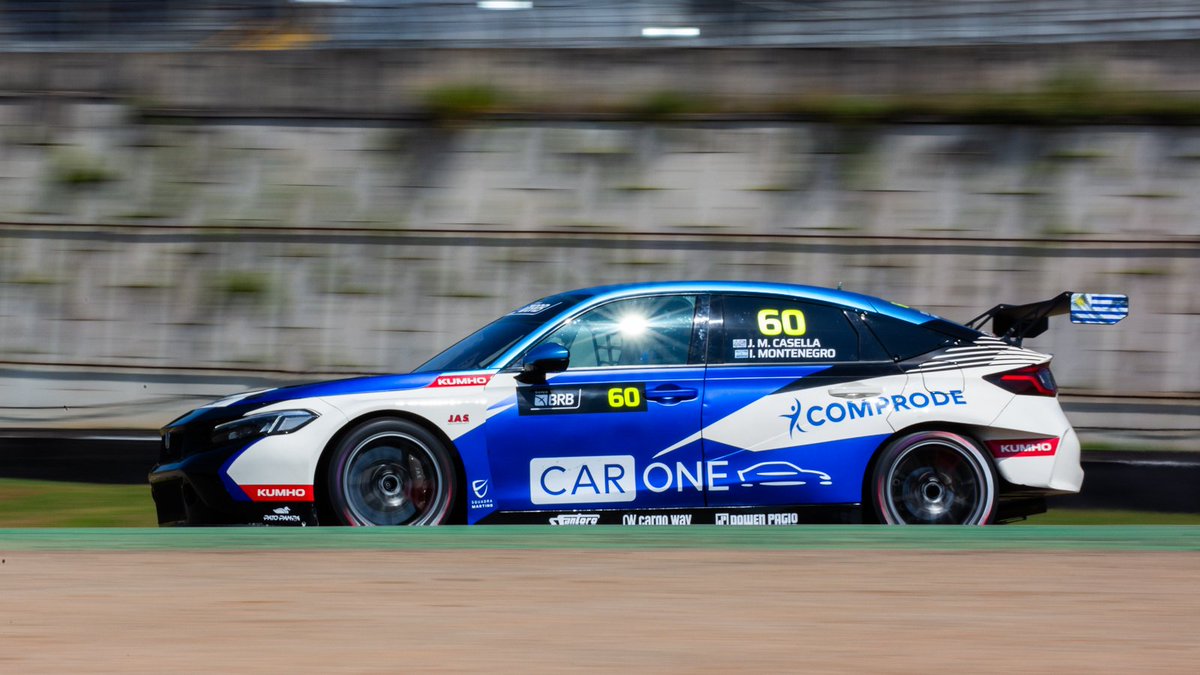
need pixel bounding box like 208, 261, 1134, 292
1047, 427, 1084, 492
984, 394, 1084, 495
988, 426, 1083, 495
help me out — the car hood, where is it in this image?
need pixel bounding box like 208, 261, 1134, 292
163, 372, 452, 433
212, 372, 443, 409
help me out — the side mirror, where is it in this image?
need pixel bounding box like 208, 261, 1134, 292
518, 343, 569, 383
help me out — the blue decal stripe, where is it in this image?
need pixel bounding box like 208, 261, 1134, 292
703, 434, 889, 506
569, 281, 936, 323
219, 442, 257, 502
487, 395, 517, 412
700, 365, 830, 436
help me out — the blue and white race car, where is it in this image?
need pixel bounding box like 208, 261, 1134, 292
149, 282, 1127, 526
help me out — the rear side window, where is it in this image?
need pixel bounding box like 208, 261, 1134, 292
717, 295, 859, 364
861, 313, 963, 361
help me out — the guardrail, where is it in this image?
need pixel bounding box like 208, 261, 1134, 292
2, 0, 1199, 51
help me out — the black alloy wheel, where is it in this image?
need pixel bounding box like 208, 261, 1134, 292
326, 418, 457, 526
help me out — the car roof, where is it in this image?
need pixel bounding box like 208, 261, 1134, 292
566, 281, 940, 325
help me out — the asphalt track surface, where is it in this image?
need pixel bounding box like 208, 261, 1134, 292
0, 527, 1197, 673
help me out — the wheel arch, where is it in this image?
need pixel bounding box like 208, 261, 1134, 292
858, 421, 996, 523
314, 409, 468, 525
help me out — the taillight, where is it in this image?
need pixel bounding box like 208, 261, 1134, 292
984, 364, 1058, 397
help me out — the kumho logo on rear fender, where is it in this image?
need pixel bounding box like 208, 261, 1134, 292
985, 438, 1059, 458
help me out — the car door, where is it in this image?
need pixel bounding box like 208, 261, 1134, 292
484, 294, 708, 514
698, 294, 906, 507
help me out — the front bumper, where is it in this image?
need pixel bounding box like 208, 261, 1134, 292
148, 444, 317, 527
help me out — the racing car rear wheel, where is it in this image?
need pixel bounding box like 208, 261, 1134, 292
871, 430, 997, 525
326, 418, 458, 526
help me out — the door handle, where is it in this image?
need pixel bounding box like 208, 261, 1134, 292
645, 385, 698, 404
828, 385, 881, 400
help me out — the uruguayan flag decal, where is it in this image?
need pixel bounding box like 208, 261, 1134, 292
1070, 293, 1129, 325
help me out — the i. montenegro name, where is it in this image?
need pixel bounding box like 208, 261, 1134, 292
753, 337, 836, 360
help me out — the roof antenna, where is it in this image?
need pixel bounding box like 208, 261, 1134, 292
837, 282, 843, 291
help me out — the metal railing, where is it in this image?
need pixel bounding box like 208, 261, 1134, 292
1, 0, 1199, 51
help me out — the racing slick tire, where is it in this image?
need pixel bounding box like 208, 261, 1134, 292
325, 418, 458, 526
871, 430, 998, 525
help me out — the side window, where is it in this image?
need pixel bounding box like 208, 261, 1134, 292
717, 295, 859, 364
861, 313, 962, 361
539, 295, 698, 369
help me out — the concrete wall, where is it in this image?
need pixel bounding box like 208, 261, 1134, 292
0, 100, 1196, 440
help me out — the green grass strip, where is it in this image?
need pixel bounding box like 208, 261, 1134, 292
0, 479, 155, 528
0, 525, 1196, 552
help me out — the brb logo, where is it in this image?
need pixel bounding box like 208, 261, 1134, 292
529, 456, 636, 505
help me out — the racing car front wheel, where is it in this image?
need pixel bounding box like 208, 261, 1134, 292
326, 418, 458, 526
871, 430, 997, 525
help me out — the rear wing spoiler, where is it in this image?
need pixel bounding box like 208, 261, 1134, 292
965, 293, 1129, 346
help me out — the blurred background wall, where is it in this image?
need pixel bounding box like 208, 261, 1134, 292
0, 1, 1196, 446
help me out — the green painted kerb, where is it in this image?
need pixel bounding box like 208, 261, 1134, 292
0, 526, 1197, 552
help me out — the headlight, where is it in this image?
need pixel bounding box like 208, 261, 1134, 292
211, 410, 318, 446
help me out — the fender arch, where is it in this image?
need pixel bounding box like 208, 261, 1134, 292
314, 410, 468, 525
858, 421, 995, 523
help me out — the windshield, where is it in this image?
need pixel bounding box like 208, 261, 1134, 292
413, 292, 590, 373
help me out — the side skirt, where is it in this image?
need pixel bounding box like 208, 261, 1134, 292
475, 504, 864, 526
